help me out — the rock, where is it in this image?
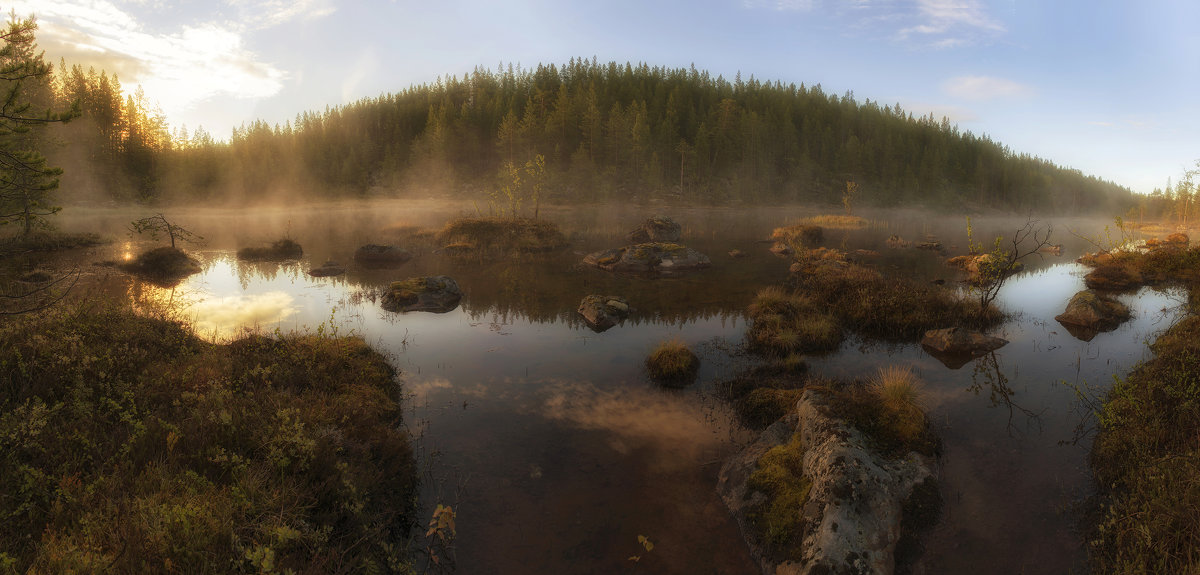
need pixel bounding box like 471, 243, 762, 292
1084, 263, 1142, 291
729, 249, 748, 259
577, 295, 631, 332
1166, 232, 1190, 245
308, 260, 346, 277
770, 242, 794, 256
885, 235, 910, 249
921, 327, 1008, 367
718, 391, 936, 575
581, 242, 711, 274
625, 215, 682, 243
381, 275, 462, 313
916, 235, 942, 251
354, 244, 412, 268
1054, 290, 1130, 341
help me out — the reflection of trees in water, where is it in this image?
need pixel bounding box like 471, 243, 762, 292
969, 351, 1044, 435
235, 259, 305, 290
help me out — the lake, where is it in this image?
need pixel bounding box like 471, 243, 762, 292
58, 201, 1185, 574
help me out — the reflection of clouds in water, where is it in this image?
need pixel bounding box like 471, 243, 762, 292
405, 377, 452, 401
188, 291, 297, 339
541, 382, 726, 471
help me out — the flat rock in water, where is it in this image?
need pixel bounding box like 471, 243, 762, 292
381, 275, 462, 313
625, 215, 682, 243
718, 390, 935, 575
577, 295, 630, 332
582, 242, 710, 274
921, 327, 1007, 368
1055, 290, 1130, 341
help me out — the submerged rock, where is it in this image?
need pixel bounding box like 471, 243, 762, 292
582, 242, 710, 274
718, 390, 936, 575
1055, 290, 1131, 341
625, 215, 682, 243
577, 295, 630, 332
381, 275, 462, 313
354, 244, 412, 268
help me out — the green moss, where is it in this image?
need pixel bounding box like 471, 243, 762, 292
746, 431, 811, 559
0, 305, 417, 573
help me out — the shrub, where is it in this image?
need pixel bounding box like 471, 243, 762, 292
119, 246, 202, 283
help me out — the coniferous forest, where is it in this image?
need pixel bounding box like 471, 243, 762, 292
45, 58, 1137, 213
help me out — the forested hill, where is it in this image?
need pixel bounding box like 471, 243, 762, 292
52, 59, 1132, 212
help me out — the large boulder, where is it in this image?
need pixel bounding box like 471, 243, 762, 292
1054, 290, 1131, 341
718, 391, 936, 575
582, 242, 711, 274
577, 295, 630, 332
921, 327, 1007, 368
625, 216, 682, 243
354, 244, 412, 268
381, 275, 462, 313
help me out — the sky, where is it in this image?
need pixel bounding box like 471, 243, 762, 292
12, 0, 1200, 194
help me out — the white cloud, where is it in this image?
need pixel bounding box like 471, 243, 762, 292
743, 0, 817, 11
942, 75, 1033, 100
11, 0, 334, 120
223, 0, 337, 30
895, 0, 1004, 47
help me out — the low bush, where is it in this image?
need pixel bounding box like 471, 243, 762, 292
119, 246, 202, 283
0, 305, 417, 573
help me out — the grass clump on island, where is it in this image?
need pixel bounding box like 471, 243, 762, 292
0, 305, 418, 573
763, 254, 1001, 346
119, 246, 202, 283
1089, 312, 1200, 573
438, 216, 567, 255
645, 338, 700, 385
796, 214, 869, 229
236, 238, 303, 261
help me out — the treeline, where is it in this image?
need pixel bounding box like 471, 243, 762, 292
46, 58, 1134, 212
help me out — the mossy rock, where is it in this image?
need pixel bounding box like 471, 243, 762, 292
577, 295, 630, 332
1054, 290, 1131, 341
582, 242, 711, 274
237, 238, 303, 262
381, 275, 462, 313
354, 244, 412, 268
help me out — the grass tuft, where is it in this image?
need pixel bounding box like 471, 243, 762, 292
645, 338, 700, 385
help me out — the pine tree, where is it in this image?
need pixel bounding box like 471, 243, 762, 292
0, 14, 77, 235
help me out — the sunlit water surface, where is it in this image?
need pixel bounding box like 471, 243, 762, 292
60, 202, 1187, 574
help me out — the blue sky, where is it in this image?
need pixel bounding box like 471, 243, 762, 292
15, 0, 1200, 194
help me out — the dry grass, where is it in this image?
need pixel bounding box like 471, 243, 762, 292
438, 216, 567, 254
870, 365, 927, 446
797, 214, 869, 229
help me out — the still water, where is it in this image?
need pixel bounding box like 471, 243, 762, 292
62, 201, 1185, 574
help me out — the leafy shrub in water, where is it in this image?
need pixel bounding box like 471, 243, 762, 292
0, 305, 417, 573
